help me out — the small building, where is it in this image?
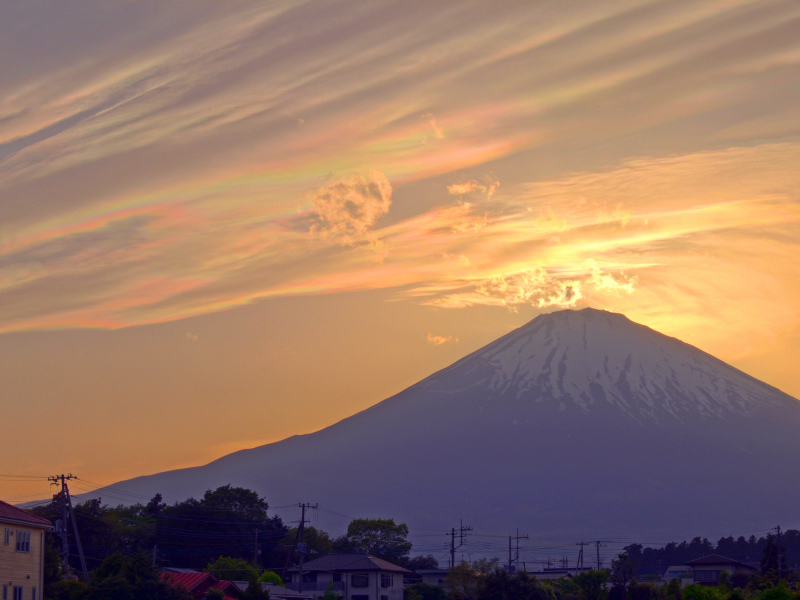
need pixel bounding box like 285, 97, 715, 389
414, 568, 449, 588
686, 554, 759, 586
285, 554, 410, 600
162, 570, 243, 599
662, 565, 692, 585
0, 499, 52, 600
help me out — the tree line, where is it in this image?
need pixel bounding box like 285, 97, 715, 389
28, 485, 800, 600
624, 532, 800, 576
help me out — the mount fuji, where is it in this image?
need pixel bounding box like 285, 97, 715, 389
94, 308, 800, 540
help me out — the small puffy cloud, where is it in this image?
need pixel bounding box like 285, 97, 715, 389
447, 179, 500, 198
310, 171, 392, 238
536, 279, 583, 308
588, 268, 637, 293
416, 262, 634, 310
447, 181, 482, 195
427, 333, 458, 345
475, 269, 583, 309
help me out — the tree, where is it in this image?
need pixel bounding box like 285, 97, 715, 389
446, 563, 481, 600
477, 569, 555, 600
402, 555, 440, 571
609, 553, 635, 600
84, 552, 192, 600
258, 570, 284, 586
157, 485, 286, 568
279, 525, 333, 564
206, 556, 259, 582
207, 591, 225, 600
573, 570, 609, 600
241, 575, 270, 600
665, 578, 682, 600
761, 534, 788, 577
344, 518, 412, 562
405, 582, 447, 600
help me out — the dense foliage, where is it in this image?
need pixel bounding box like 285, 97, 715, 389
624, 533, 800, 576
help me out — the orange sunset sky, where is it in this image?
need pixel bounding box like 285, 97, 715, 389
2, 0, 800, 503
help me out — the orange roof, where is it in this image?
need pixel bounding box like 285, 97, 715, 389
0, 500, 52, 528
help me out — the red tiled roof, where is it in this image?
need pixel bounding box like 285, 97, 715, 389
162, 572, 239, 599
162, 571, 213, 592
0, 500, 52, 528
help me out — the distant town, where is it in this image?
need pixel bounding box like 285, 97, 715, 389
3, 483, 798, 600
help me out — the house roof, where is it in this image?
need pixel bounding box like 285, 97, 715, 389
162, 571, 213, 591
0, 500, 52, 528
290, 554, 411, 573
686, 554, 758, 570
162, 572, 240, 599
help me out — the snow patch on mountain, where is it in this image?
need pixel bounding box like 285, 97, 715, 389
474, 308, 789, 422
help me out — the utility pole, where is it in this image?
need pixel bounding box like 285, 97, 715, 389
508, 529, 528, 573
48, 474, 89, 584
576, 542, 589, 569
775, 526, 783, 580
297, 503, 317, 594
593, 541, 607, 570
152, 545, 158, 568
449, 520, 472, 570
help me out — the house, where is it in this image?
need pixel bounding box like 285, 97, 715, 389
414, 568, 449, 588
662, 565, 692, 585
0, 499, 52, 600
685, 554, 759, 586
161, 570, 243, 599
285, 554, 410, 600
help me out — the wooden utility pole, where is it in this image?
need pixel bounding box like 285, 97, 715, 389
48, 474, 89, 584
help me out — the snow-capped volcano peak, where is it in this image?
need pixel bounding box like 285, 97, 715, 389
429, 307, 792, 423
90, 307, 800, 541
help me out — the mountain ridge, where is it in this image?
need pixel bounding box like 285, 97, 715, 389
85, 308, 800, 540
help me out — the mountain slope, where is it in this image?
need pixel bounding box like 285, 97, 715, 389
94, 308, 800, 539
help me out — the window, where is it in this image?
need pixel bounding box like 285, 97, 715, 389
4, 528, 9, 545
381, 574, 392, 588
13, 588, 22, 600
352, 596, 369, 600
32, 590, 37, 600
3, 584, 7, 600
332, 573, 342, 583
16, 531, 31, 553
381, 596, 389, 600
694, 570, 720, 583
351, 574, 369, 588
